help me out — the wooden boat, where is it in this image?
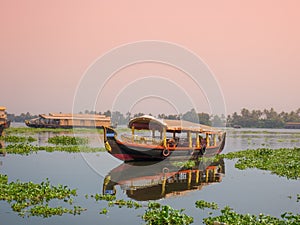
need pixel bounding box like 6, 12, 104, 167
0, 107, 10, 136
103, 158, 225, 200
284, 122, 300, 129
25, 113, 111, 129
103, 115, 226, 162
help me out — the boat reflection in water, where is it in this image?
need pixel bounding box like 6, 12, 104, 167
0, 139, 6, 157
103, 158, 225, 201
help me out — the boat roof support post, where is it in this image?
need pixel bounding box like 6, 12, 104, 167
161, 175, 166, 197
206, 133, 210, 147
195, 170, 200, 184
196, 132, 200, 148
213, 134, 217, 146
131, 126, 135, 142
103, 127, 107, 142
188, 131, 192, 148
188, 170, 192, 189
163, 127, 167, 148
206, 169, 209, 183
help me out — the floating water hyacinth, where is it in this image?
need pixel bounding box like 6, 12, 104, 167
221, 147, 300, 180
0, 175, 86, 217
47, 135, 89, 145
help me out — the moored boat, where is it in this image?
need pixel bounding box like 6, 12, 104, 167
103, 115, 226, 162
0, 107, 10, 136
25, 113, 111, 129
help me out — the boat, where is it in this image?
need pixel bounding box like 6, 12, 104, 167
103, 115, 226, 162
0, 107, 10, 136
103, 158, 225, 201
284, 122, 300, 129
25, 113, 111, 129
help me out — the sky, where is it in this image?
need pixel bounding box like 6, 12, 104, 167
1, 0, 299, 116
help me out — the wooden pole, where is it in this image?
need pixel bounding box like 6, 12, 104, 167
206, 133, 210, 147
188, 131, 192, 148
131, 126, 135, 142
196, 132, 200, 148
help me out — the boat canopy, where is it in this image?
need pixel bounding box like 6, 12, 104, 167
128, 115, 222, 134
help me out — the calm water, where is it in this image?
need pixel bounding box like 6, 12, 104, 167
0, 126, 300, 224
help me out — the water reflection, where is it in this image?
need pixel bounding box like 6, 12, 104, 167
0, 138, 6, 156
103, 158, 225, 201
0, 140, 3, 166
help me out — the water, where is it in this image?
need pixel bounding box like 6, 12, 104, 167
0, 126, 300, 224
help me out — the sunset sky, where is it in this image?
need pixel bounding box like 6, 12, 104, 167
1, 0, 299, 116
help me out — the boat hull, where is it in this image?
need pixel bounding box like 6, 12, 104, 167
105, 127, 226, 162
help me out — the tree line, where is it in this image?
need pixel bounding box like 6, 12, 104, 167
7, 108, 300, 128
227, 108, 300, 128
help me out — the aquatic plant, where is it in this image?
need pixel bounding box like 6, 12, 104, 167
4, 143, 104, 155
142, 202, 193, 225
48, 135, 89, 145
92, 193, 116, 201
222, 148, 300, 180
203, 206, 300, 225
195, 200, 219, 210
24, 205, 86, 218
0, 175, 85, 217
99, 207, 109, 215
109, 199, 142, 209
5, 127, 104, 135
91, 194, 142, 210
172, 160, 196, 169
39, 145, 104, 153
0, 135, 36, 143
5, 143, 36, 155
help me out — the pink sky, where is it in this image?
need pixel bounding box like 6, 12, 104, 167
1, 0, 299, 115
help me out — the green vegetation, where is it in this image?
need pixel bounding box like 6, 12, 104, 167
195, 200, 219, 210
28, 205, 86, 217
0, 135, 36, 143
99, 207, 109, 215
83, 107, 300, 128
91, 194, 142, 210
221, 148, 300, 180
4, 143, 105, 155
5, 127, 104, 135
7, 112, 38, 123
142, 202, 194, 225
48, 135, 89, 145
1, 173, 299, 223
203, 206, 300, 225
172, 160, 196, 168
1, 130, 104, 154
6, 127, 74, 135
0, 174, 85, 217
91, 193, 116, 201
109, 199, 142, 209
227, 107, 300, 128
7, 107, 300, 128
